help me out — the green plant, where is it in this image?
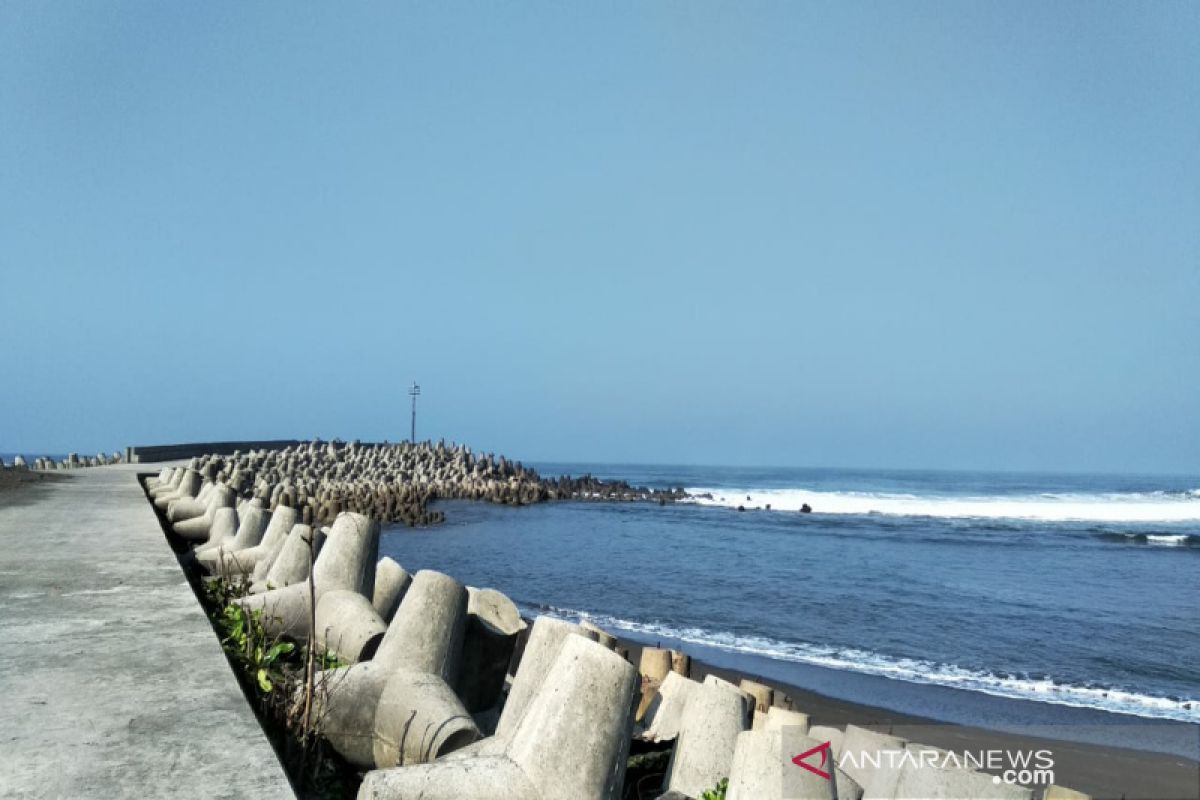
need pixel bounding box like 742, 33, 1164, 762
202, 573, 250, 609
253, 640, 296, 692
306, 646, 345, 671
215, 597, 296, 694
198, 570, 354, 797
700, 777, 728, 800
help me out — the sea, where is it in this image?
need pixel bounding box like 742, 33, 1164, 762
380, 464, 1200, 757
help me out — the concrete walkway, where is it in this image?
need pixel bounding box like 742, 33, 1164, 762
0, 465, 293, 799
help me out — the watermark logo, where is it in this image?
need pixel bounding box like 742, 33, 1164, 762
836, 746, 1056, 786
779, 722, 1200, 800
791, 740, 833, 780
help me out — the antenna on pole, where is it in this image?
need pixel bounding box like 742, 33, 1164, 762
408, 382, 421, 444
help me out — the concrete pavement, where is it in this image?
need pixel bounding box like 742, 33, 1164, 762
0, 464, 293, 799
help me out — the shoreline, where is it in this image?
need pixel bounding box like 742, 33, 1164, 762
613, 634, 1200, 799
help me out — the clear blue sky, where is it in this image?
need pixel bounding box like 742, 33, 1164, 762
1, 2, 1196, 473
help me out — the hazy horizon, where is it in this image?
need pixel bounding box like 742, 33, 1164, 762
3, 447, 1198, 481
2, 3, 1196, 474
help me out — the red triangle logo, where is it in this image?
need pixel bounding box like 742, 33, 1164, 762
791, 740, 833, 780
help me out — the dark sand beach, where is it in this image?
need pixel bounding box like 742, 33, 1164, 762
617, 636, 1200, 800
0, 468, 66, 505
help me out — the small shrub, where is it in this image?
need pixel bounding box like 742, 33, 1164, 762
200, 573, 353, 798
700, 777, 729, 800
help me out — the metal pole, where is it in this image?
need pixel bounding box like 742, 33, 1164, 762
408, 382, 421, 443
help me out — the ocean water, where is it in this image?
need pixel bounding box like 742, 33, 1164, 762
387, 466, 1198, 752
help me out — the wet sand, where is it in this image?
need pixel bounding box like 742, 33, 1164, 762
617, 636, 1200, 800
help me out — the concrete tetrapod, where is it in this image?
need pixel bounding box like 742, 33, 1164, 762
372, 668, 479, 768
857, 744, 914, 799
193, 507, 239, 557
311, 569, 470, 767
154, 468, 200, 510
238, 505, 302, 582
167, 475, 215, 520
174, 486, 235, 541
315, 590, 386, 663
838, 725, 906, 791
369, 570, 474, 768
763, 705, 809, 735
639, 670, 700, 743
859, 741, 980, 799
440, 616, 601, 763
371, 557, 411, 623
640, 647, 673, 685
237, 512, 379, 639
739, 679, 774, 714
494, 616, 601, 743
151, 466, 192, 500
226, 499, 270, 549
807, 725, 844, 758
726, 730, 780, 800
636, 647, 674, 722
146, 467, 171, 489
358, 633, 638, 800
195, 500, 270, 571
163, 466, 186, 489
704, 674, 755, 714
251, 523, 322, 594
580, 620, 618, 650
727, 729, 862, 800
891, 760, 1032, 799
147, 467, 180, 495
456, 586, 525, 714
662, 675, 752, 798
173, 479, 213, 520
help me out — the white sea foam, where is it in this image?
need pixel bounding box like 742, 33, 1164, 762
1146, 534, 1191, 546
536, 606, 1200, 724
683, 486, 1200, 523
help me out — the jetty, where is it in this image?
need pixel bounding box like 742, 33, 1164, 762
0, 463, 292, 798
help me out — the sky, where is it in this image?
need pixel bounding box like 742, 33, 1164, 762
1, 2, 1196, 473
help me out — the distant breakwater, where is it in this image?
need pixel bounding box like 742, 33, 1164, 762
182, 440, 685, 527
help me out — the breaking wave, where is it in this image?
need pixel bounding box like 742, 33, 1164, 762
533, 605, 1200, 724
684, 487, 1200, 523
1095, 532, 1200, 548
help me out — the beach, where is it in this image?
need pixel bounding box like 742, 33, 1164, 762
614, 635, 1200, 799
